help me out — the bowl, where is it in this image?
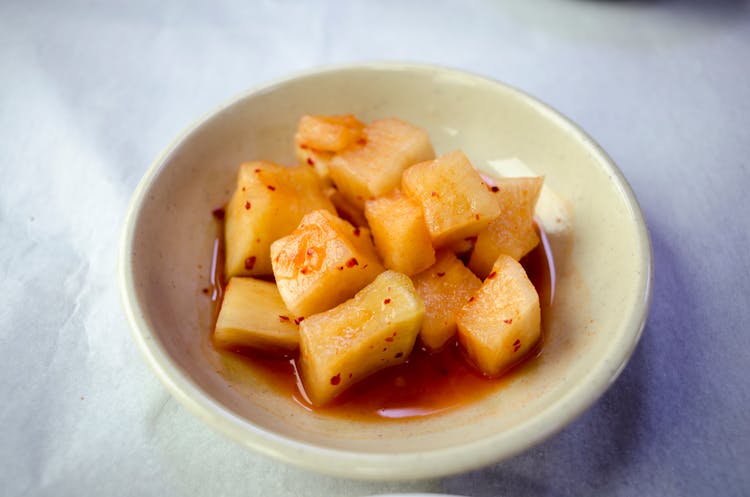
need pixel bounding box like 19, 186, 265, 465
118, 63, 652, 479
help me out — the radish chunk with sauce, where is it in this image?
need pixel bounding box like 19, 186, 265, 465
214, 278, 300, 353
457, 254, 541, 377
298, 270, 424, 406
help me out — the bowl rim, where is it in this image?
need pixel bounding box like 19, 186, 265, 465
118, 61, 653, 480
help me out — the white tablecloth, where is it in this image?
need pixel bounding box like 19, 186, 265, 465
2, 1, 748, 495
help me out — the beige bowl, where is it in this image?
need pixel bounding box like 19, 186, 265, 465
119, 63, 652, 480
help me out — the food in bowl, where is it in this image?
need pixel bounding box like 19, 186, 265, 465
121, 64, 651, 479
211, 114, 550, 409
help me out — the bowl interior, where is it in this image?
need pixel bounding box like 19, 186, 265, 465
122, 64, 650, 476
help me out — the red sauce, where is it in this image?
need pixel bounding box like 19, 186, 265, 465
206, 210, 554, 421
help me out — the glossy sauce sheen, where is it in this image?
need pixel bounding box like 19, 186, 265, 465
208, 214, 554, 421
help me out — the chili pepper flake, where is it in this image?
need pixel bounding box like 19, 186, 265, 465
244, 256, 256, 270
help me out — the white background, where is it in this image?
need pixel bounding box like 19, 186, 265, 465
1, 1, 749, 496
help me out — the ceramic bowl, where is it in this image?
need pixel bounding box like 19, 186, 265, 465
119, 63, 652, 479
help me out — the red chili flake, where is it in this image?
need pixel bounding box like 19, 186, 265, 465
345, 257, 358, 268
300, 144, 308, 149
300, 267, 309, 275
383, 298, 392, 304
353, 227, 361, 237
431, 191, 438, 197
385, 337, 394, 342
201, 288, 209, 294
279, 315, 291, 323
254, 168, 261, 173
337, 265, 344, 271
362, 264, 368, 269
436, 272, 446, 277
267, 185, 276, 191
504, 318, 513, 324
244, 201, 251, 210
491, 186, 500, 193
256, 238, 261, 243
348, 373, 353, 379
306, 157, 314, 166
241, 186, 246, 192
211, 208, 225, 220
294, 316, 305, 325
487, 271, 498, 280
468, 296, 476, 303
475, 214, 481, 220
513, 339, 520, 345
356, 138, 366, 145
330, 373, 341, 385
394, 352, 403, 359
382, 348, 387, 352
244, 256, 256, 270
392, 331, 397, 336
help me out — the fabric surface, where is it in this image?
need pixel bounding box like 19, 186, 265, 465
1, 1, 748, 496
